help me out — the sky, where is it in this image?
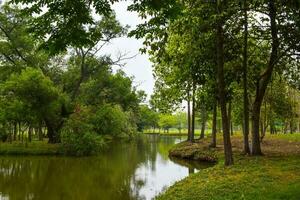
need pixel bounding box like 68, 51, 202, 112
0, 0, 154, 99
101, 1, 154, 99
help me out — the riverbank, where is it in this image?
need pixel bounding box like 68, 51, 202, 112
0, 134, 138, 156
0, 141, 61, 155
143, 129, 211, 137
157, 134, 300, 200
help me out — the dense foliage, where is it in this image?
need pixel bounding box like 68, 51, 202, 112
0, 4, 144, 155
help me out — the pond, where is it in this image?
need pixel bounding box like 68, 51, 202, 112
0, 135, 212, 200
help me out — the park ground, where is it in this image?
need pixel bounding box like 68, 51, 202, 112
157, 133, 300, 200
143, 128, 211, 136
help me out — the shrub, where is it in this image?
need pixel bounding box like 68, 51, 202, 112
60, 106, 106, 156
60, 131, 105, 156
92, 104, 136, 137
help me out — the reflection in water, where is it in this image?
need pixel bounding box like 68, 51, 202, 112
0, 135, 212, 200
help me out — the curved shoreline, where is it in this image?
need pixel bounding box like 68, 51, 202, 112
157, 135, 300, 200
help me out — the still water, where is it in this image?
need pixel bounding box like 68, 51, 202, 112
0, 135, 212, 200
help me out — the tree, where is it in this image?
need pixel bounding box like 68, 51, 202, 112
158, 114, 177, 133
1, 68, 69, 143
137, 105, 159, 132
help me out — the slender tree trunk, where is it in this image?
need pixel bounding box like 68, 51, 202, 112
18, 122, 21, 141
191, 83, 196, 142
21, 130, 24, 143
210, 99, 217, 148
242, 0, 250, 154
28, 126, 32, 142
38, 122, 43, 141
228, 101, 232, 136
13, 122, 17, 141
216, 1, 233, 166
9, 124, 12, 143
187, 99, 191, 142
251, 0, 278, 155
200, 104, 206, 139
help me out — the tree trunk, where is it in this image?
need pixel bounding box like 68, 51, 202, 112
45, 119, 61, 143
18, 122, 21, 141
210, 99, 217, 148
260, 120, 265, 141
28, 126, 32, 142
38, 122, 43, 141
290, 121, 293, 134
216, 1, 233, 166
200, 104, 206, 139
188, 167, 195, 175
228, 101, 232, 136
251, 0, 278, 155
187, 98, 192, 142
242, 0, 251, 155
13, 122, 17, 141
191, 83, 196, 142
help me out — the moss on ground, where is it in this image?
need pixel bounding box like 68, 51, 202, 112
158, 134, 300, 200
169, 140, 218, 162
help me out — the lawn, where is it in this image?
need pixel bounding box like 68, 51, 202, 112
157, 134, 300, 200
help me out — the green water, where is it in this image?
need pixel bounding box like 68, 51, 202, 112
0, 135, 212, 200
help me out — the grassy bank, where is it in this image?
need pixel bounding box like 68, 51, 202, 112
0, 140, 60, 155
143, 129, 212, 136
157, 134, 300, 200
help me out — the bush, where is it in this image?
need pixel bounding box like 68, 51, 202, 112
92, 104, 137, 137
60, 131, 105, 156
60, 106, 106, 156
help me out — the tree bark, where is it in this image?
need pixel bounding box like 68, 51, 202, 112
28, 126, 32, 142
210, 99, 217, 148
187, 98, 191, 142
216, 1, 233, 166
228, 101, 232, 136
251, 0, 278, 155
191, 83, 196, 142
38, 122, 43, 141
200, 104, 206, 139
242, 0, 251, 154
13, 122, 17, 141
45, 119, 61, 143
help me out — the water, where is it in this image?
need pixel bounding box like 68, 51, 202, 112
0, 135, 212, 200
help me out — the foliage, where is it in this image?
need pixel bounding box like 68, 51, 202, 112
137, 104, 159, 131
92, 104, 136, 137
158, 114, 177, 132
61, 107, 105, 156
0, 4, 144, 147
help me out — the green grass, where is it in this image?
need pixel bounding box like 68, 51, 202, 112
157, 134, 300, 200
143, 128, 212, 136
0, 140, 60, 155
268, 133, 300, 141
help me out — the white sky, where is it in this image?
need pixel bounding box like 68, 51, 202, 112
1, 0, 154, 99
101, 1, 154, 99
